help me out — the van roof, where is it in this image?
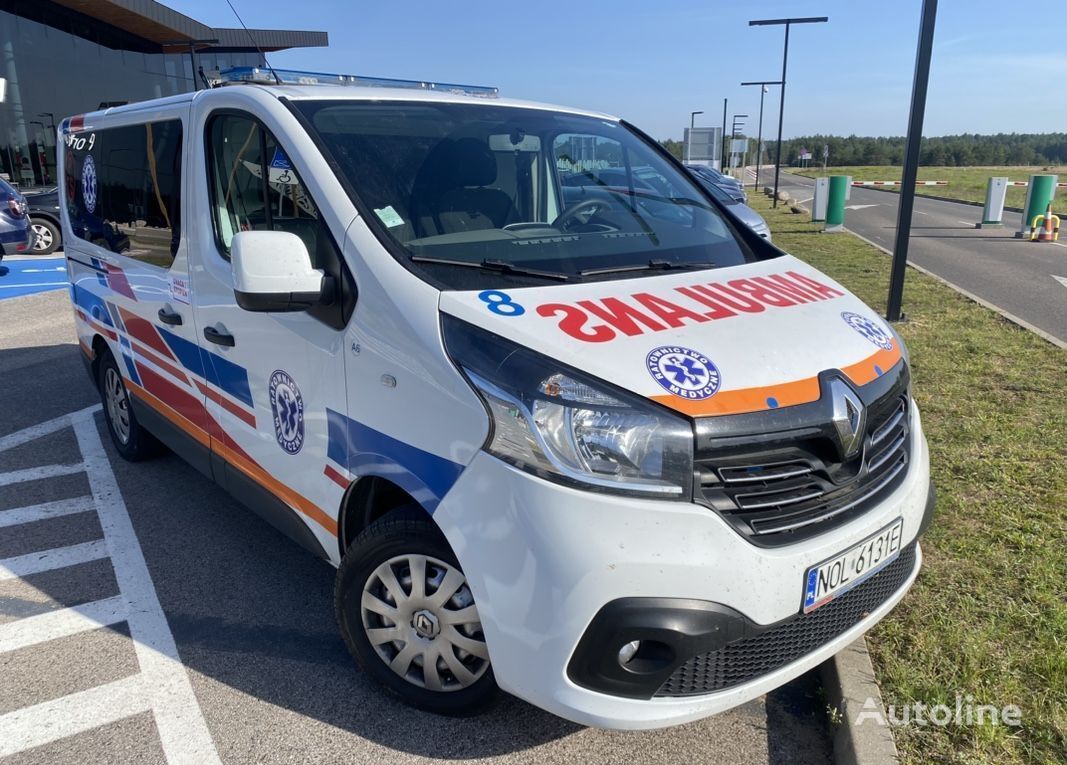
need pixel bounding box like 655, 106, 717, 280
63, 82, 618, 130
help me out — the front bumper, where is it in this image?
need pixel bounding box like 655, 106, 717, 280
433, 402, 932, 729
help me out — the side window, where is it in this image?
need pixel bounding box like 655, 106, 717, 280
206, 113, 356, 329
64, 120, 183, 268
207, 114, 325, 269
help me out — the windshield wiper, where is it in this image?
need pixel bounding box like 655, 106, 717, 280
579, 259, 717, 277
410, 255, 570, 281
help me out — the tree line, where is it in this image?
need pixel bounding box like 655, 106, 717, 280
660, 134, 1067, 167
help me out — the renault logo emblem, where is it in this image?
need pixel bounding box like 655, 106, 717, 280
829, 378, 866, 459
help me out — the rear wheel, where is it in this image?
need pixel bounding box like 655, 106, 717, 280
97, 351, 160, 461
335, 509, 496, 715
30, 218, 60, 255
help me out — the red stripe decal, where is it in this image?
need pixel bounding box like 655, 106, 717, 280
119, 307, 176, 360
132, 340, 188, 386
136, 362, 213, 435
195, 380, 257, 428
105, 264, 136, 301
324, 464, 349, 490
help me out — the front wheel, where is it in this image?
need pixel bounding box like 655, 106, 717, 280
335, 509, 496, 715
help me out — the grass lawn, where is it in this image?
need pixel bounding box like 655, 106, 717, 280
789, 165, 1067, 209
747, 194, 1067, 765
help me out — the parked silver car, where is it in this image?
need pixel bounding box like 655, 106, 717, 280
689, 171, 771, 241
686, 164, 747, 203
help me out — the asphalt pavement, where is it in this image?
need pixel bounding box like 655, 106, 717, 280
0, 289, 832, 764
749, 168, 1067, 345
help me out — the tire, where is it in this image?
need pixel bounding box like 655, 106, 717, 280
335, 507, 497, 715
97, 350, 160, 461
30, 218, 60, 255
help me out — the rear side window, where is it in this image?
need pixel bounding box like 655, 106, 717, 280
64, 120, 183, 268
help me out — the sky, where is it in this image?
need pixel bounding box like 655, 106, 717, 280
170, 0, 1067, 141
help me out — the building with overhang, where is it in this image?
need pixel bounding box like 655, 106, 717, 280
0, 0, 327, 188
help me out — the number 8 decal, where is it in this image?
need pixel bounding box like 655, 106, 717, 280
478, 290, 525, 316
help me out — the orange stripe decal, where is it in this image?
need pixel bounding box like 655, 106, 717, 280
213, 438, 338, 536
652, 344, 902, 417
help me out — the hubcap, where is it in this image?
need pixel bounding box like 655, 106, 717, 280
104, 367, 131, 444
31, 223, 53, 250
361, 554, 489, 692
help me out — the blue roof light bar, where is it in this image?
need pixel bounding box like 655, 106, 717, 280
218, 67, 499, 98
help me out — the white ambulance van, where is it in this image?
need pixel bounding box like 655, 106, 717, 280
60, 67, 933, 730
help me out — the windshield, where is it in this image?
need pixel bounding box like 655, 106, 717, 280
296, 100, 772, 287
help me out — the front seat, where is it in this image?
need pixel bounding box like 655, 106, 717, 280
413, 138, 515, 235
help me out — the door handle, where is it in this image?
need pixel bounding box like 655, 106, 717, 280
203, 326, 235, 347
157, 307, 183, 326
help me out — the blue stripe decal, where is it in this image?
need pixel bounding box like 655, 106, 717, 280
157, 327, 253, 408
326, 408, 464, 514
158, 326, 206, 376
72, 284, 113, 326
119, 336, 141, 386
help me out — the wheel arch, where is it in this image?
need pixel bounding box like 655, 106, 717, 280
337, 475, 429, 558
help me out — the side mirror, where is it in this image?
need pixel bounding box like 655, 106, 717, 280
231, 230, 327, 312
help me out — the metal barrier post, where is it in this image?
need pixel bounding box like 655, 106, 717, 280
1016, 174, 1057, 238
812, 177, 829, 222
825, 175, 848, 232
977, 177, 1007, 228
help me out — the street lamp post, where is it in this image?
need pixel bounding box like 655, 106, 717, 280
741, 80, 781, 191
687, 110, 703, 163
720, 98, 727, 172
886, 0, 938, 322
749, 16, 828, 207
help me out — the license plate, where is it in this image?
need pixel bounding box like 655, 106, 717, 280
802, 520, 904, 613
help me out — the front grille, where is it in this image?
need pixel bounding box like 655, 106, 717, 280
655, 543, 917, 697
696, 389, 911, 546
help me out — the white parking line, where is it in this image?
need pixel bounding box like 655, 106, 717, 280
0, 463, 85, 487
0, 408, 221, 765
0, 595, 128, 653
0, 538, 109, 580
0, 408, 93, 451
0, 496, 95, 528
0, 675, 150, 758
72, 409, 222, 765
0, 282, 68, 289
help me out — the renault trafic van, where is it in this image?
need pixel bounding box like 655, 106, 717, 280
60, 67, 933, 730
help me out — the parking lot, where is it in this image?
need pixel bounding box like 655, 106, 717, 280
0, 288, 831, 764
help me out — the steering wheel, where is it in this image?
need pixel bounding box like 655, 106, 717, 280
552, 198, 616, 231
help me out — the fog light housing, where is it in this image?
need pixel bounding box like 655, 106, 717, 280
617, 640, 641, 666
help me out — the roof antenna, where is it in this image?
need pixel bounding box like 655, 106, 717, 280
223, 0, 282, 85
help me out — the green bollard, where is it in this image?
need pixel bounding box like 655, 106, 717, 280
1017, 174, 1057, 238
825, 175, 849, 232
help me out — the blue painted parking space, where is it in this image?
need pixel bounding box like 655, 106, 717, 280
0, 257, 68, 300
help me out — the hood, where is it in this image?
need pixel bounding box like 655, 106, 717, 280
439, 255, 902, 418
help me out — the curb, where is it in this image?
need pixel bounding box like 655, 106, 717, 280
843, 228, 1067, 350
821, 638, 900, 765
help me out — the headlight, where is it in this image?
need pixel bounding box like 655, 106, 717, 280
443, 316, 693, 499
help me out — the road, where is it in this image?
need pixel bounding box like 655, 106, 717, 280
0, 289, 831, 764
749, 169, 1067, 345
